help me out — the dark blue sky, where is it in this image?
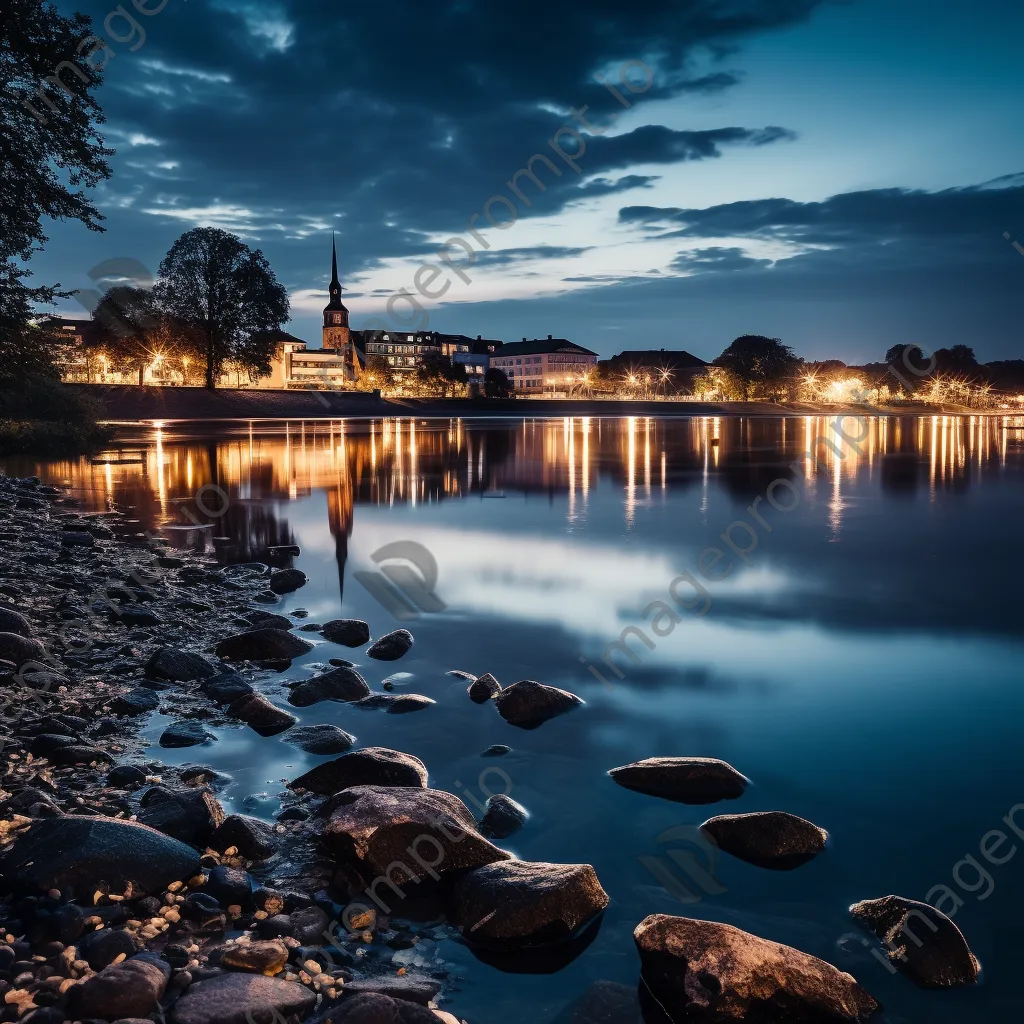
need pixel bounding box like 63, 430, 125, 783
42, 0, 1024, 361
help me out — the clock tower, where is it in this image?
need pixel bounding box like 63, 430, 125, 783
322, 235, 360, 382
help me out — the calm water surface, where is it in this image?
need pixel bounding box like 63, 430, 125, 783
6, 415, 1024, 1023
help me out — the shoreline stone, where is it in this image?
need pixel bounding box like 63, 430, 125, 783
609, 756, 748, 804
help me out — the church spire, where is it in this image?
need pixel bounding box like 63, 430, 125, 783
330, 233, 340, 291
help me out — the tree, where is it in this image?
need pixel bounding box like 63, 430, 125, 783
713, 335, 799, 400
484, 367, 513, 398
417, 352, 466, 397
692, 365, 744, 401
358, 355, 396, 392
1, 0, 112, 384
158, 228, 289, 388
91, 286, 159, 385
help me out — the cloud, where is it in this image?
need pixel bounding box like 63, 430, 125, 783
472, 246, 594, 267
671, 246, 774, 273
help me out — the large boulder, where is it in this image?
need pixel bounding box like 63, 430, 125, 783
0, 607, 32, 638
849, 895, 981, 988
324, 786, 511, 885
608, 757, 748, 804
287, 665, 369, 706
67, 956, 169, 1020
700, 811, 829, 870
493, 680, 582, 729
147, 647, 218, 681
479, 794, 528, 839
452, 860, 608, 944
289, 747, 427, 795
170, 972, 316, 1024
214, 628, 313, 664
202, 669, 255, 704
321, 619, 371, 647
366, 628, 414, 661
2, 816, 201, 896
634, 915, 879, 1022
285, 724, 356, 755
0, 631, 45, 668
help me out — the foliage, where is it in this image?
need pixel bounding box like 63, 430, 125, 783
484, 367, 513, 398
158, 228, 289, 388
691, 365, 745, 401
358, 355, 397, 392
0, 374, 110, 454
417, 352, 466, 397
713, 335, 800, 400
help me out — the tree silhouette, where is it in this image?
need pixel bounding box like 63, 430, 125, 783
713, 335, 799, 400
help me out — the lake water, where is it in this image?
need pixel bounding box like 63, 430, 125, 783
5, 414, 1024, 1023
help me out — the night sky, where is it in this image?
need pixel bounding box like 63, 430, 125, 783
42, 0, 1024, 361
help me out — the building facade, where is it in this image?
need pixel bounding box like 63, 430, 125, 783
491, 337, 598, 395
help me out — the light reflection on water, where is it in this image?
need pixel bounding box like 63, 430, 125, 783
6, 414, 1024, 1023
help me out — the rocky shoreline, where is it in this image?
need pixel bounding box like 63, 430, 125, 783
0, 472, 984, 1024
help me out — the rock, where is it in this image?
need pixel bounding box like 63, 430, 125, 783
147, 648, 218, 682
61, 530, 95, 548
245, 612, 292, 631
0, 631, 45, 668
550, 980, 643, 1024
453, 860, 608, 944
212, 815, 276, 861
446, 669, 476, 681
366, 628, 414, 661
468, 672, 501, 703
608, 757, 748, 804
44, 743, 113, 766
269, 568, 307, 595
137, 787, 225, 847
289, 747, 428, 795
288, 906, 330, 944
493, 680, 582, 729
481, 744, 512, 757
353, 692, 436, 713
343, 977, 442, 1006
287, 665, 369, 706
701, 811, 829, 870
321, 619, 371, 646
111, 688, 161, 716
0, 607, 32, 637
214, 628, 313, 664
202, 670, 254, 704
204, 865, 254, 908
285, 724, 356, 756
160, 720, 213, 748
228, 692, 297, 736
170, 972, 316, 1024
479, 794, 529, 839
107, 765, 149, 789
849, 895, 981, 988
78, 928, 138, 970
634, 914, 879, 1022
67, 957, 168, 1020
29, 733, 80, 756
218, 939, 289, 975
110, 603, 162, 627
325, 786, 511, 885
330, 993, 438, 1023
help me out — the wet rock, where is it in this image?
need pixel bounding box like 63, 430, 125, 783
256, 914, 293, 939
353, 692, 435, 713
107, 765, 149, 790
446, 669, 476, 681
78, 928, 138, 970
45, 743, 113, 766
29, 733, 80, 757
850, 895, 981, 988
289, 747, 428, 795
453, 859, 608, 948
0, 607, 32, 637
228, 692, 297, 736
287, 665, 369, 707
479, 794, 529, 839
160, 720, 214, 748
202, 670, 254, 705
550, 980, 643, 1024
608, 756, 748, 804
214, 629, 313, 664
0, 631, 45, 668
147, 647, 218, 682
244, 612, 292, 631
218, 940, 289, 975
67, 956, 169, 1020
366, 628, 414, 661
493, 680, 582, 729
321, 619, 370, 647
137, 787, 225, 847
324, 785, 511, 883
343, 978, 443, 1007
111, 688, 161, 716
285, 724, 356, 756
204, 865, 254, 908
212, 815, 276, 861
288, 906, 330, 944
61, 530, 95, 548
481, 744, 512, 757
110, 603, 162, 627
170, 972, 316, 1024
468, 672, 502, 703
634, 914, 879, 1022
701, 811, 829, 870
269, 568, 307, 595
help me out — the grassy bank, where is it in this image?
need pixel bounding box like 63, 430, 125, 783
0, 376, 113, 456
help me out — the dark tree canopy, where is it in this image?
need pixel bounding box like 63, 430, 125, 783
158, 228, 290, 388
713, 334, 799, 399
417, 351, 467, 396
1, 0, 112, 381
484, 366, 513, 398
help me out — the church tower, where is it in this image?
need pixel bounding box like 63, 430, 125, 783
322, 235, 359, 382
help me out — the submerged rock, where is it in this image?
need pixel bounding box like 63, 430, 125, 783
479, 794, 529, 839
269, 568, 307, 594
170, 972, 316, 1024
701, 811, 829, 870
324, 785, 511, 883
2, 816, 201, 896
321, 618, 371, 646
481, 744, 512, 757
160, 720, 214, 748
634, 914, 879, 1022
468, 672, 501, 703
214, 628, 313, 664
147, 647, 218, 681
493, 680, 582, 728
285, 724, 356, 755
287, 665, 369, 706
289, 746, 427, 795
366, 628, 414, 661
453, 860, 608, 944
608, 756, 748, 804
850, 894, 981, 988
